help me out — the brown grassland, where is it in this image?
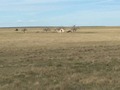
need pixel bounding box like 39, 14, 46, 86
0, 27, 120, 90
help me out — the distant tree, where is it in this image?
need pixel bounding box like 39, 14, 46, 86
72, 25, 77, 32
54, 28, 58, 32
22, 28, 27, 33
15, 28, 18, 31
43, 27, 50, 32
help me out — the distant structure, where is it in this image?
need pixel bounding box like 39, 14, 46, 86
57, 28, 65, 33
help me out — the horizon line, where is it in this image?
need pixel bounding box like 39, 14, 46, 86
1, 25, 120, 28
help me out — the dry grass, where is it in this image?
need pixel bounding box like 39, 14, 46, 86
0, 27, 120, 90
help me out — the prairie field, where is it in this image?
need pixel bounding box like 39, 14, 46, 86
0, 27, 120, 90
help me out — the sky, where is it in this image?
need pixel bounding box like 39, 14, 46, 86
0, 0, 120, 27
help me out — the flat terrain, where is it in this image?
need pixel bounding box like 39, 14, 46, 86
0, 27, 120, 90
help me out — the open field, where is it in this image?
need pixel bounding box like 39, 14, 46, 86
0, 27, 120, 90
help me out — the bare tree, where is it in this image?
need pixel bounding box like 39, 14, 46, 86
43, 27, 50, 32
22, 28, 27, 33
72, 25, 77, 32
54, 28, 58, 32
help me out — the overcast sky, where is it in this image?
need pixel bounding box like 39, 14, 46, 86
0, 0, 120, 27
